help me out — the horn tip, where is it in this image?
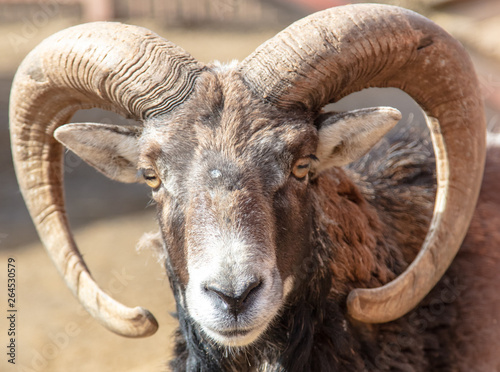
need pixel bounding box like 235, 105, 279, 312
112, 306, 159, 338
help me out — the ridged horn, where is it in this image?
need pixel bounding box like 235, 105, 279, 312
240, 4, 486, 323
10, 22, 204, 337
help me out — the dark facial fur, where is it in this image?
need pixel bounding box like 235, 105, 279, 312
136, 65, 494, 371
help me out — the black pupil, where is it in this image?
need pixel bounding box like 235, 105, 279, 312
143, 170, 156, 180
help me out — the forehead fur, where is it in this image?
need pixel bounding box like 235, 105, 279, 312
141, 65, 319, 177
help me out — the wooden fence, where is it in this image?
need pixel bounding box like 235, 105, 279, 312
0, 0, 307, 26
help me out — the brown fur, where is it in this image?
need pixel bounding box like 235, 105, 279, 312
136, 67, 498, 370
446, 145, 500, 370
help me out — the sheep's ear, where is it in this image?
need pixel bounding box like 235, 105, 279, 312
54, 123, 143, 183
313, 107, 401, 174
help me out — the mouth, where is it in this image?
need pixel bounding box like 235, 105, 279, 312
207, 328, 252, 339
215, 328, 252, 338
204, 326, 263, 347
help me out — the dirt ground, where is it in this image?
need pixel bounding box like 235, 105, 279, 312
1, 1, 500, 372
1, 212, 178, 371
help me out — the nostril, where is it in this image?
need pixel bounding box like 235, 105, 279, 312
239, 279, 261, 303
205, 278, 262, 316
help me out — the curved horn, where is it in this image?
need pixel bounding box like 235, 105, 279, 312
10, 22, 204, 337
240, 4, 486, 323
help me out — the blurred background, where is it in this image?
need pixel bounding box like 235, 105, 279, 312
0, 0, 499, 371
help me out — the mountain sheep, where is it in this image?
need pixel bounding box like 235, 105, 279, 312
10, 4, 500, 371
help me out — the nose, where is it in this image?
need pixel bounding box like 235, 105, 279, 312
205, 278, 262, 317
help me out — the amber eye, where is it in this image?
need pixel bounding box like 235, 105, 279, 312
142, 169, 161, 189
292, 158, 311, 179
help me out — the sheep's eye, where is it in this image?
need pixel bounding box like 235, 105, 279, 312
292, 158, 311, 179
142, 169, 161, 189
